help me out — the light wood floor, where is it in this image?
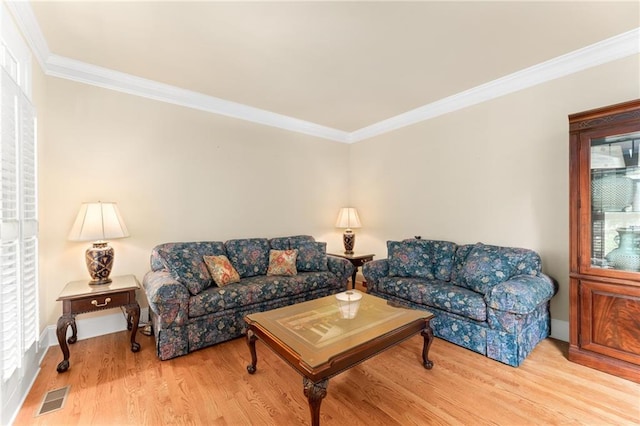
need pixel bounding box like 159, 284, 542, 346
13, 327, 640, 425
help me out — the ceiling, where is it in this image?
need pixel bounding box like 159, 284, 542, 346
29, 1, 640, 134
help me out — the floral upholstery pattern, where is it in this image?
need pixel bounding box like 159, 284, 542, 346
189, 271, 339, 317
224, 238, 270, 278
376, 277, 486, 321
363, 239, 556, 367
402, 239, 457, 281
268, 235, 315, 250
293, 241, 328, 272
268, 236, 290, 250
458, 243, 542, 295
154, 241, 226, 295
388, 240, 435, 279
266, 249, 298, 276
143, 237, 354, 360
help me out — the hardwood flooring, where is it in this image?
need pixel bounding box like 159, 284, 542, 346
13, 329, 640, 425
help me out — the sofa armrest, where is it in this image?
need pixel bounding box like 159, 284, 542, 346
327, 255, 355, 283
486, 273, 557, 314
142, 270, 190, 328
362, 259, 389, 292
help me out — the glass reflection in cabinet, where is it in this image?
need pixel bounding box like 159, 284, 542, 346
591, 131, 640, 271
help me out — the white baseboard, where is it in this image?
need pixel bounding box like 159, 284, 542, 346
550, 319, 569, 342
41, 307, 150, 349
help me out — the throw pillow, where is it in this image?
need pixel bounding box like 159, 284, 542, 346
266, 249, 298, 276
293, 241, 328, 272
387, 240, 435, 279
203, 255, 241, 287
459, 243, 515, 295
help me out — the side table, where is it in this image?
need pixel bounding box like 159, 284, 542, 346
329, 253, 375, 289
55, 274, 141, 373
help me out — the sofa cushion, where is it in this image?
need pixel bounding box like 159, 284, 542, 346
269, 237, 291, 250
155, 241, 226, 295
203, 255, 240, 287
269, 235, 315, 250
401, 239, 457, 281
292, 241, 328, 272
388, 240, 435, 279
376, 277, 486, 321
429, 240, 457, 281
459, 243, 515, 295
224, 238, 270, 278
267, 249, 298, 276
188, 272, 339, 317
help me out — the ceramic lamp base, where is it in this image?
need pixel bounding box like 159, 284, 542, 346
343, 230, 355, 254
85, 242, 114, 285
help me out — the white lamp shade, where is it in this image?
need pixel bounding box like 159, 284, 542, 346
68, 202, 130, 241
335, 207, 361, 229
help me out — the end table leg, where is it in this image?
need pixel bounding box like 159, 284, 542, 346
246, 330, 258, 374
56, 314, 74, 373
421, 323, 434, 370
124, 302, 141, 352
303, 377, 328, 426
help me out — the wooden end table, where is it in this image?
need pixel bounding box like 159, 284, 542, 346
329, 253, 374, 289
55, 274, 141, 373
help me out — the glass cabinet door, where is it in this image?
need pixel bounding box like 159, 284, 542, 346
589, 130, 640, 272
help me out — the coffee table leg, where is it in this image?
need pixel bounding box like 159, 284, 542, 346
246, 330, 258, 374
421, 324, 434, 369
303, 377, 328, 426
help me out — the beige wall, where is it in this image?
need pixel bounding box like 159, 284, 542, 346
37, 77, 349, 328
349, 54, 640, 323
34, 53, 640, 333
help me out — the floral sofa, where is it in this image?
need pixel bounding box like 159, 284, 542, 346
362, 239, 557, 366
142, 235, 353, 360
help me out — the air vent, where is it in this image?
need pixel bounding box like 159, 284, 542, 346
36, 386, 69, 416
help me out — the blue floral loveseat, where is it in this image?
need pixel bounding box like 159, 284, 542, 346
143, 235, 353, 360
362, 239, 557, 366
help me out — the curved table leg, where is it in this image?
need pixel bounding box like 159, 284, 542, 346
246, 330, 258, 374
124, 302, 141, 352
303, 377, 328, 426
421, 323, 434, 369
56, 314, 75, 373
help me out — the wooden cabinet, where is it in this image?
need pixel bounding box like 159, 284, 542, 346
569, 99, 640, 383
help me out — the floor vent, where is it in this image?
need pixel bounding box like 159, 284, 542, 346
36, 385, 70, 417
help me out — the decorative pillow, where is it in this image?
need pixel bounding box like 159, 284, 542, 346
459, 243, 515, 295
388, 240, 435, 279
203, 255, 241, 287
267, 249, 298, 276
224, 238, 270, 278
293, 241, 328, 272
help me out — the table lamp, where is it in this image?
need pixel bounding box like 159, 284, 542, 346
68, 201, 129, 285
335, 207, 361, 254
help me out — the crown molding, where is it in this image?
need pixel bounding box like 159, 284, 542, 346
46, 54, 351, 142
6, 2, 639, 144
4, 0, 50, 70
349, 27, 640, 143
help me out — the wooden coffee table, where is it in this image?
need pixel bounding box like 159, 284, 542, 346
244, 291, 434, 426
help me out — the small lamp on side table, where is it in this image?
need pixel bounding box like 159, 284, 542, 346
336, 207, 361, 254
68, 201, 129, 285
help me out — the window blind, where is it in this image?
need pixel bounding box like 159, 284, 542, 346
0, 12, 38, 419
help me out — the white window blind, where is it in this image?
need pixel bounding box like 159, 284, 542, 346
0, 3, 38, 420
